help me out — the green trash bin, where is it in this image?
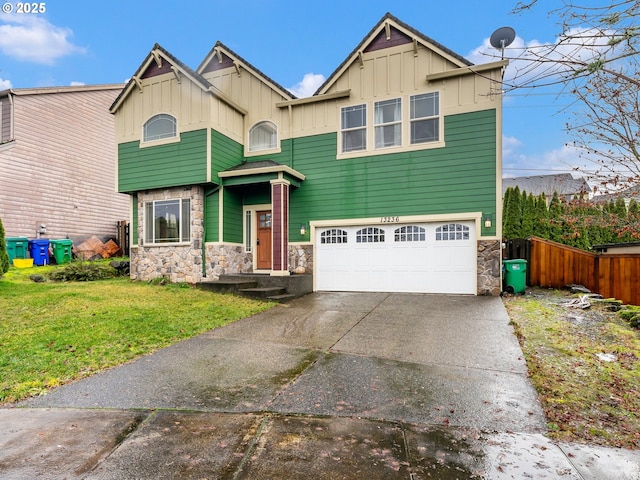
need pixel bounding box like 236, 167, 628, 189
50, 239, 73, 264
503, 259, 527, 294
5, 237, 29, 264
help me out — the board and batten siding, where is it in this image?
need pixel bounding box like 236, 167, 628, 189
118, 129, 208, 192
114, 69, 245, 147
0, 88, 130, 242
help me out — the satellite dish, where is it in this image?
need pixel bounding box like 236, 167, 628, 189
490, 26, 516, 50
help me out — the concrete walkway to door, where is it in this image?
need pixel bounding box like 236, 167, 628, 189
2, 293, 639, 479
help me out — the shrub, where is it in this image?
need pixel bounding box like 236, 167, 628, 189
0, 218, 9, 276
617, 305, 640, 329
46, 261, 116, 282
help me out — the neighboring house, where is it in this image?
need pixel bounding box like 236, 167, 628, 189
592, 242, 640, 254
111, 13, 505, 295
592, 183, 640, 207
502, 173, 590, 202
0, 85, 130, 244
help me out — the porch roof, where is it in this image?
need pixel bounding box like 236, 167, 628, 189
218, 160, 305, 187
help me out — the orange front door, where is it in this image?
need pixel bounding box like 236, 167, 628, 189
256, 210, 272, 270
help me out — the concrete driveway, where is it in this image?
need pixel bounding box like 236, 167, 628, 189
2, 293, 639, 479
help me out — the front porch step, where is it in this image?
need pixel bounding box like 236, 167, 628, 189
197, 279, 259, 294
239, 286, 287, 299
266, 293, 297, 302
196, 273, 312, 303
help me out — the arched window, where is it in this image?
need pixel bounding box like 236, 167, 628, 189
394, 225, 426, 242
143, 114, 177, 142
320, 229, 348, 244
249, 121, 277, 152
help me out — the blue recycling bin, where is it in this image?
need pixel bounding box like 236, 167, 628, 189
28, 239, 50, 266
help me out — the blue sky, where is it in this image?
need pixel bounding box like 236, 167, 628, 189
0, 0, 580, 178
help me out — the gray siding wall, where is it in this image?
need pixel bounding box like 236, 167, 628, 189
0, 88, 130, 244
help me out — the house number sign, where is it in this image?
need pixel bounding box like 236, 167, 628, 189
380, 216, 400, 223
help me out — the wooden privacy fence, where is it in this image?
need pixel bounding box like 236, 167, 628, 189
529, 236, 640, 306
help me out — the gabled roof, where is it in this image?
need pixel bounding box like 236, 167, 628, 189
315, 12, 474, 96
0, 84, 123, 98
110, 44, 247, 115
197, 41, 295, 101
502, 174, 590, 197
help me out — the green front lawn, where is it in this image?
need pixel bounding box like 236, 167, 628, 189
0, 263, 274, 404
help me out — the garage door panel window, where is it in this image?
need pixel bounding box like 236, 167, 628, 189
394, 225, 426, 242
321, 229, 348, 244
356, 227, 385, 243
436, 223, 470, 241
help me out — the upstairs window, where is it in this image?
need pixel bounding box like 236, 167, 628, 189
249, 121, 277, 152
374, 98, 401, 148
410, 92, 439, 144
143, 114, 177, 142
144, 198, 190, 244
341, 104, 366, 153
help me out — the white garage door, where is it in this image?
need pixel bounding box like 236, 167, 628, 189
315, 221, 476, 294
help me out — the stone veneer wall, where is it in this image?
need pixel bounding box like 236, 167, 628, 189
289, 244, 314, 274
477, 240, 502, 296
204, 244, 252, 279
130, 186, 204, 283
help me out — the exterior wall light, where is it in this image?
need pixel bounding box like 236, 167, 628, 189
484, 215, 492, 229
300, 224, 307, 236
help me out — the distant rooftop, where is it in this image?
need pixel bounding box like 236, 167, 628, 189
502, 173, 590, 197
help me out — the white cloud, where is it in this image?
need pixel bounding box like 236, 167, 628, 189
467, 28, 618, 90
0, 77, 11, 90
0, 14, 85, 64
503, 141, 591, 178
69, 81, 85, 86
289, 73, 325, 98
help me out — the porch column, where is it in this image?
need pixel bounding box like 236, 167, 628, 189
270, 178, 290, 275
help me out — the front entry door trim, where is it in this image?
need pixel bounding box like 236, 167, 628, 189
256, 210, 272, 270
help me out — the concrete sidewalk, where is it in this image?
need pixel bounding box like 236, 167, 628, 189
1, 293, 639, 479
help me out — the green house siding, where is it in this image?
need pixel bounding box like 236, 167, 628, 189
288, 109, 497, 236
211, 129, 244, 177
203, 187, 219, 243
118, 130, 208, 192
222, 188, 243, 243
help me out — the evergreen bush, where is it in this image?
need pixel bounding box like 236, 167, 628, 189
0, 218, 9, 276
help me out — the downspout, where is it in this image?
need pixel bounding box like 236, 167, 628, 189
202, 185, 221, 278
288, 104, 293, 169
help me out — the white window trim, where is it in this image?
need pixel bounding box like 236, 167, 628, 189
243, 203, 272, 254
337, 92, 444, 160
143, 198, 191, 246
340, 103, 367, 154
374, 98, 402, 150
245, 120, 281, 157
140, 113, 180, 149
